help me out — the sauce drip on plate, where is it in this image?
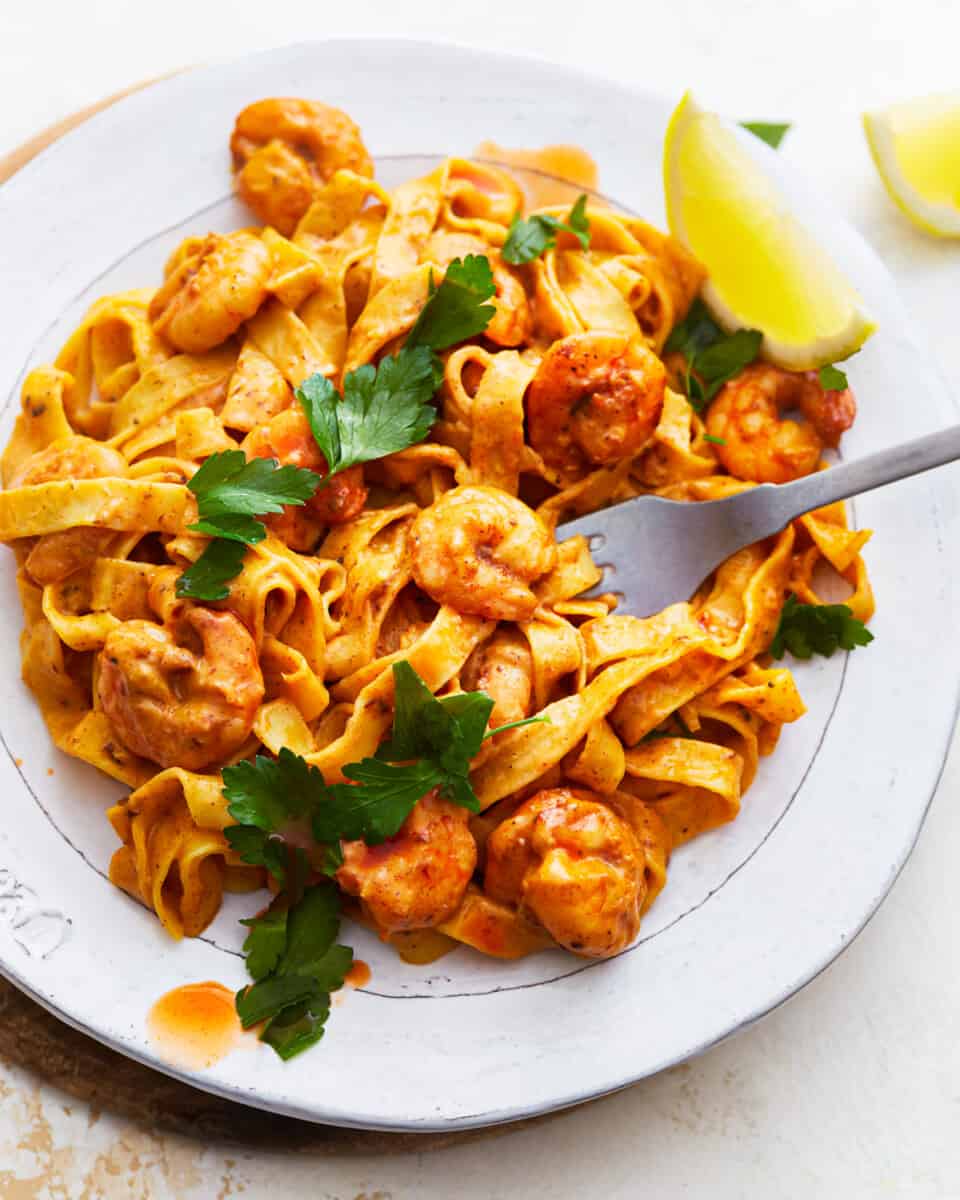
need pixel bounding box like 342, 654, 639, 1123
344, 959, 371, 988
473, 141, 598, 208
148, 981, 243, 1069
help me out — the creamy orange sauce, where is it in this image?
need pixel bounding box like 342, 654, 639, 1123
474, 141, 599, 208
387, 927, 458, 965
345, 958, 371, 988
147, 981, 244, 1070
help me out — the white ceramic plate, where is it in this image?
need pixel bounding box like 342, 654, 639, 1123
0, 39, 957, 1132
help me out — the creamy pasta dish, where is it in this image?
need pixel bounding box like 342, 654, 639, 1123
0, 99, 874, 1058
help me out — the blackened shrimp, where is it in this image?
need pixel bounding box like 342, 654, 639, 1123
484, 787, 646, 958
409, 485, 556, 622
336, 792, 477, 932
526, 332, 666, 482
705, 362, 856, 484
230, 98, 373, 236
98, 607, 264, 770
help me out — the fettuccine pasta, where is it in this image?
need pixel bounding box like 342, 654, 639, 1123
0, 97, 872, 969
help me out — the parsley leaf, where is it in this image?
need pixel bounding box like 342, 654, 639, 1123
223, 749, 341, 887
188, 512, 265, 544
501, 218, 555, 266
236, 973, 320, 1028
314, 759, 445, 845
297, 346, 437, 487
664, 298, 723, 359
819, 364, 849, 391
240, 903, 288, 981
277, 882, 342, 974
223, 748, 330, 832
224, 825, 291, 884
501, 194, 591, 264
770, 595, 874, 660
235, 883, 353, 1061
695, 329, 764, 401
566, 195, 590, 248
175, 450, 320, 601
378, 659, 491, 762
176, 538, 248, 601
740, 121, 791, 149
259, 993, 334, 1060
406, 255, 497, 351
664, 298, 762, 411
188, 451, 319, 526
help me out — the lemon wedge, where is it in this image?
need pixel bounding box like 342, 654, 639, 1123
863, 93, 960, 236
663, 92, 875, 370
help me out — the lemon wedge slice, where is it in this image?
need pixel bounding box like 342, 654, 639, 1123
863, 93, 960, 236
664, 92, 875, 370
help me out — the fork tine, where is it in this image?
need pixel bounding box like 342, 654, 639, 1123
555, 494, 736, 617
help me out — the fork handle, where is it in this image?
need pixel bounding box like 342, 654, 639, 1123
771, 421, 960, 525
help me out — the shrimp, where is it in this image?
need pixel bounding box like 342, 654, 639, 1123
10, 436, 127, 486
148, 232, 272, 353
230, 98, 374, 236
409, 485, 557, 622
243, 407, 367, 549
336, 792, 477, 932
705, 362, 857, 485
484, 787, 645, 959
421, 232, 531, 347
526, 332, 666, 482
98, 606, 264, 770
12, 436, 129, 584
460, 628, 533, 729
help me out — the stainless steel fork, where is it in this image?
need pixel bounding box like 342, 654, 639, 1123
556, 424, 960, 616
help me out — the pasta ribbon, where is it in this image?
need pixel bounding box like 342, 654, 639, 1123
108, 769, 257, 939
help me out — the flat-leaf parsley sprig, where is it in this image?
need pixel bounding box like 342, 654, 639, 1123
663, 298, 762, 411
222, 660, 547, 1059
223, 747, 345, 882
225, 662, 549, 858
770, 594, 873, 660
406, 254, 497, 352
296, 345, 438, 487
315, 661, 548, 843
235, 884, 353, 1060
293, 255, 499, 485
176, 451, 320, 601
501, 195, 591, 265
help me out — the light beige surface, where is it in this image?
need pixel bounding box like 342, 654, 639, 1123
2, 1, 959, 1196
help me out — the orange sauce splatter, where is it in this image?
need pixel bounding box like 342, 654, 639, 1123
474, 140, 599, 208
345, 959, 371, 988
13, 757, 22, 768
147, 981, 243, 1070
46, 768, 54, 776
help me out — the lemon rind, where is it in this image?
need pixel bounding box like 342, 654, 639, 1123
863, 109, 960, 239
701, 277, 876, 372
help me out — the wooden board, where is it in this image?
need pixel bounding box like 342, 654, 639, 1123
0, 77, 562, 1151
